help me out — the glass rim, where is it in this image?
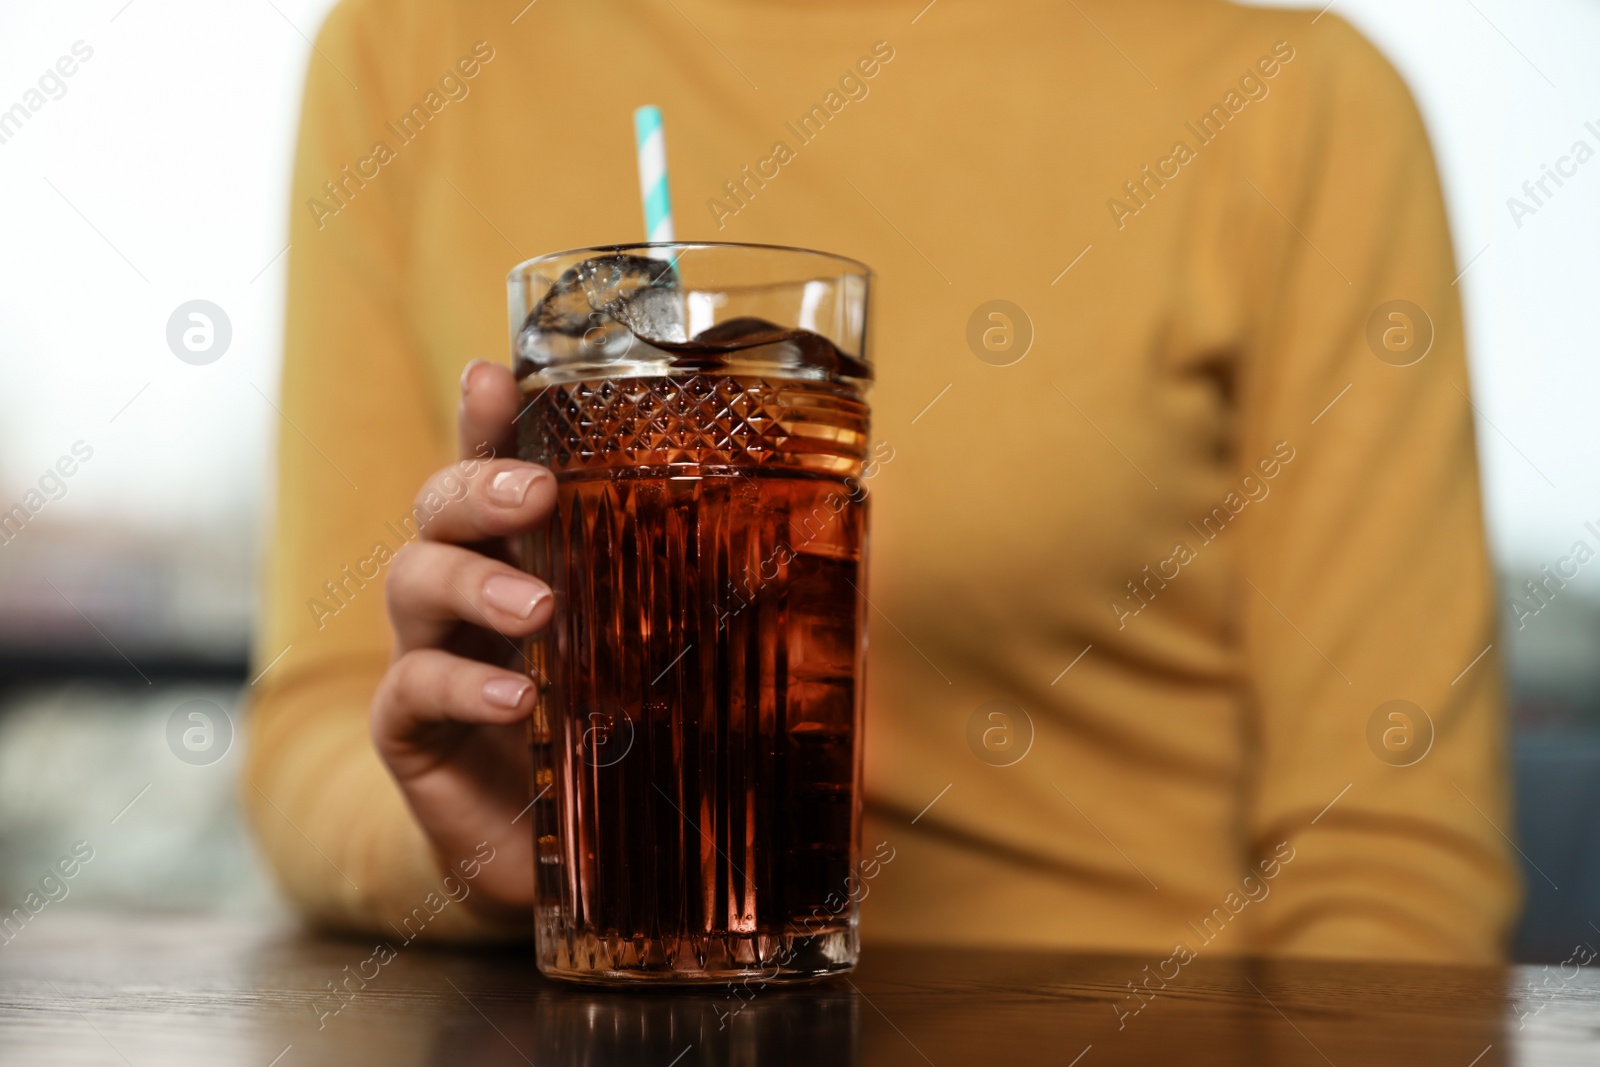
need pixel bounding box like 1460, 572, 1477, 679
507, 241, 872, 284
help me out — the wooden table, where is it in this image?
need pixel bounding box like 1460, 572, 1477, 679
0, 912, 1594, 1065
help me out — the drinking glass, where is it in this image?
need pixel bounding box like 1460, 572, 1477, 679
508, 242, 873, 985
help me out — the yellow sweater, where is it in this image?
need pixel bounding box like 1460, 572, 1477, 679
247, 0, 1517, 962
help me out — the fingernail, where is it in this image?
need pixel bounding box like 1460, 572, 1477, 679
488, 467, 540, 506
460, 359, 489, 393
483, 574, 548, 619
483, 676, 533, 709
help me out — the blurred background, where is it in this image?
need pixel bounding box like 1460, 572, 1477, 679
1, 0, 1598, 961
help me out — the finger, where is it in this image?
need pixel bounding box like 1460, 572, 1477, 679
414, 458, 555, 545
458, 360, 521, 462
372, 648, 537, 742
386, 541, 553, 653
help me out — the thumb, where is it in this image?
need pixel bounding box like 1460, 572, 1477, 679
458, 360, 521, 460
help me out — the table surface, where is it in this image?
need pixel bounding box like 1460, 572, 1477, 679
1, 913, 1596, 1067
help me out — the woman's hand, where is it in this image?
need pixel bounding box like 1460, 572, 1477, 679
369, 360, 551, 924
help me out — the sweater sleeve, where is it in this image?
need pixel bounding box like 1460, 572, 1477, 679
1233, 19, 1518, 962
242, 0, 509, 941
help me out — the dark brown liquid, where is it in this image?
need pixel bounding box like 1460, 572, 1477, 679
517, 369, 868, 977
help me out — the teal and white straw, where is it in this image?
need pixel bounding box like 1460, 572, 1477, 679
633, 105, 675, 244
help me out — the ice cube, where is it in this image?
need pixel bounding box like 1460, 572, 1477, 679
577, 253, 687, 344
690, 317, 864, 378
517, 253, 684, 369
518, 260, 632, 367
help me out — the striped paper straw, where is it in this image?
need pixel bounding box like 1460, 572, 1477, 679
633, 105, 675, 244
